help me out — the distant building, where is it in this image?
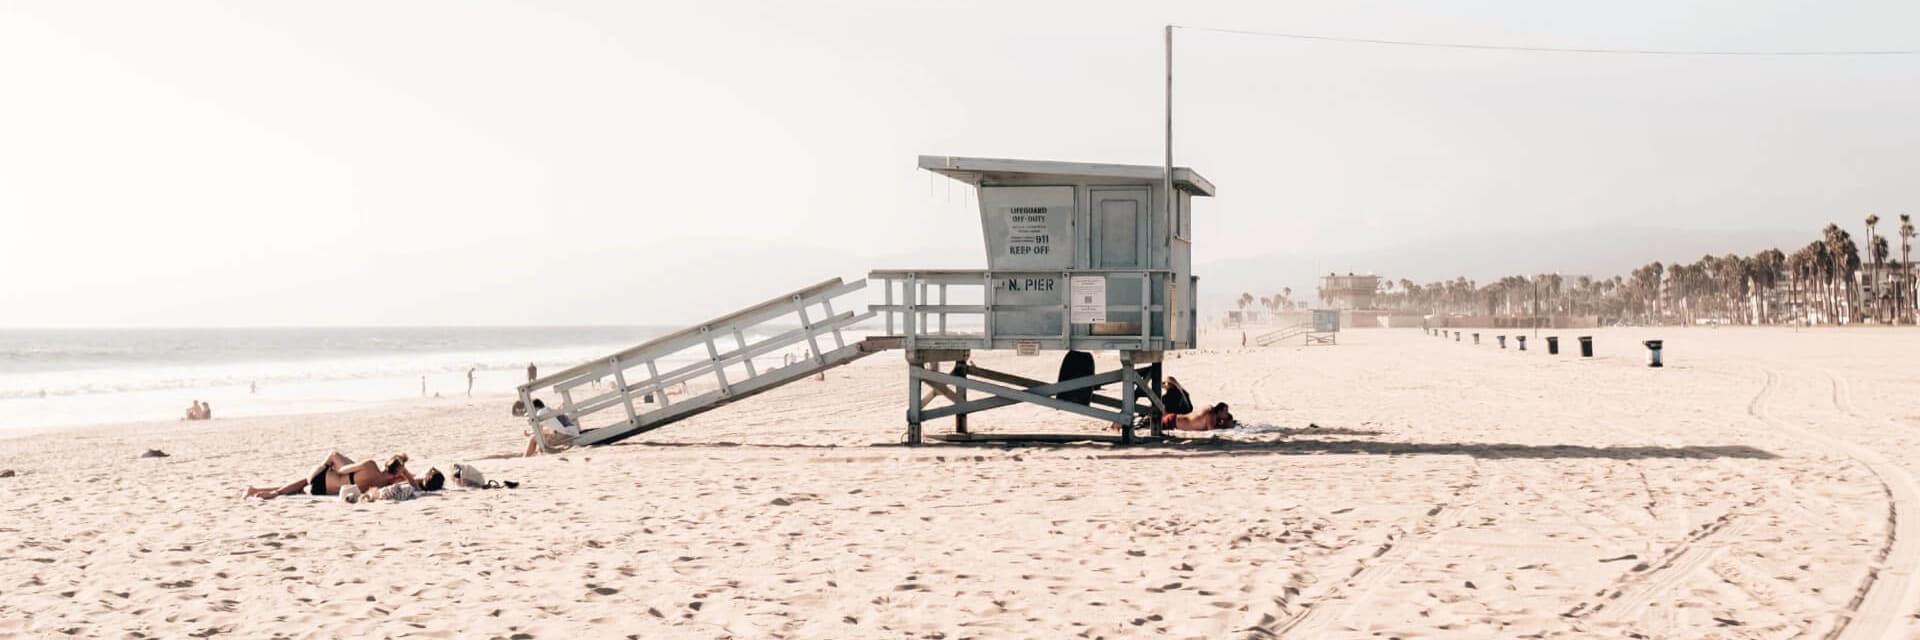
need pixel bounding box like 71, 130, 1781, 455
1318, 273, 1380, 310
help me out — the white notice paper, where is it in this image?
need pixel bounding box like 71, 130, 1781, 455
1069, 276, 1107, 324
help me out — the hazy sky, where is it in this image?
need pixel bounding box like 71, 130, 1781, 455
4, 1, 1916, 327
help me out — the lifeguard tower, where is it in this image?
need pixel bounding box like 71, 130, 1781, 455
869, 155, 1213, 444
513, 155, 1213, 449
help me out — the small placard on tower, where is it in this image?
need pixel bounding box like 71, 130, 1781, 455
1069, 276, 1107, 324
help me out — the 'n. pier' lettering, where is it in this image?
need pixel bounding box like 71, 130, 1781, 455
1002, 278, 1056, 292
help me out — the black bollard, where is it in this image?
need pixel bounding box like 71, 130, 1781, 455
1643, 340, 1664, 368
1578, 336, 1594, 358
1546, 336, 1559, 354
1454, 331, 1461, 342
1497, 335, 1507, 349
1472, 333, 1480, 345
1517, 336, 1527, 351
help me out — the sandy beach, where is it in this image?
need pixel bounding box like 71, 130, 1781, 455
4, 326, 1919, 638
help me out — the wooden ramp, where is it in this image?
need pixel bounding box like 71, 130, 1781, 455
1254, 322, 1311, 346
518, 278, 889, 449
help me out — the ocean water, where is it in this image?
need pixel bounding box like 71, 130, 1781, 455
0, 326, 817, 433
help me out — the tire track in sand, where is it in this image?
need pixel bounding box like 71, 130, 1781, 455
1254, 460, 1490, 638
1750, 368, 1920, 640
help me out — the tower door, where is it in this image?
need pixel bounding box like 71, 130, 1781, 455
1090, 189, 1148, 269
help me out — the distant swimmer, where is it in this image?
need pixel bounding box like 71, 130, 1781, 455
184, 400, 205, 420
527, 362, 538, 381
420, 375, 427, 397
201, 402, 214, 420
249, 381, 257, 394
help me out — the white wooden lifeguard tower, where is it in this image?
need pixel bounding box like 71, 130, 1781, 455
869, 155, 1213, 444
514, 155, 1212, 449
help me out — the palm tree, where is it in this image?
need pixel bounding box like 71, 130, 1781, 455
1871, 234, 1891, 322
1800, 239, 1836, 323
1573, 275, 1593, 316
1786, 247, 1812, 323
1824, 224, 1861, 323
1715, 254, 1748, 324
1867, 214, 1882, 320
1902, 214, 1915, 323
1749, 248, 1785, 324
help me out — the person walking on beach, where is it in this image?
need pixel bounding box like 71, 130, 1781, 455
420, 376, 427, 397
526, 362, 537, 381
466, 368, 475, 397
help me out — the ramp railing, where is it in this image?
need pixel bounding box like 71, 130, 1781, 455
1254, 322, 1312, 346
518, 277, 878, 448
867, 269, 1176, 352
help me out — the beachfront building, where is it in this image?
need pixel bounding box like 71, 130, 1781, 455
1318, 273, 1380, 310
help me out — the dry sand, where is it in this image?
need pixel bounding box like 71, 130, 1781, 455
4, 326, 1920, 638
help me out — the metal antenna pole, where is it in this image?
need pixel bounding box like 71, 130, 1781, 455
1164, 25, 1174, 268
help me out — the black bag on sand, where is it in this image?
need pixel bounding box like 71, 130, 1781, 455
1161, 377, 1193, 415
1057, 350, 1095, 406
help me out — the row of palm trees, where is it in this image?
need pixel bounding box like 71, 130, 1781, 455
1369, 215, 1918, 326
1236, 288, 1304, 314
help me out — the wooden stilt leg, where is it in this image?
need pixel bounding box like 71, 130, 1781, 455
1148, 362, 1165, 438
952, 361, 969, 434
906, 364, 924, 445
1119, 353, 1136, 445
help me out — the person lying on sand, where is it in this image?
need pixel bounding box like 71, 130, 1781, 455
244, 452, 444, 499
1163, 402, 1236, 431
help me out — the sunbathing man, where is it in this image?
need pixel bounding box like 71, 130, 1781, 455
244, 452, 444, 499
1164, 402, 1236, 431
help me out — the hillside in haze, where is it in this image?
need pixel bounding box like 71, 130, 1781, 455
1194, 224, 1813, 312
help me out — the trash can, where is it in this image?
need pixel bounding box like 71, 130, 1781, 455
1643, 340, 1664, 368
1472, 333, 1480, 345
1578, 336, 1593, 357
1516, 336, 1527, 351
1546, 336, 1559, 354
1497, 335, 1507, 349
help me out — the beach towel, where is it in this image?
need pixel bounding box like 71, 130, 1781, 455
374, 483, 419, 502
